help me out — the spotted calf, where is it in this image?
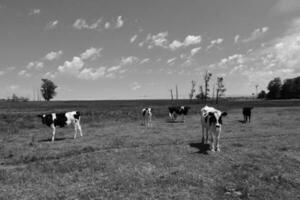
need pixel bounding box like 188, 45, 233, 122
142, 107, 153, 127
243, 107, 253, 123
201, 106, 227, 152
168, 106, 191, 121
38, 111, 83, 142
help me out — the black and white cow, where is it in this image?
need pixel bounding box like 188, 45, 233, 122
38, 111, 83, 142
243, 107, 253, 123
168, 106, 191, 121
142, 107, 153, 127
201, 106, 227, 152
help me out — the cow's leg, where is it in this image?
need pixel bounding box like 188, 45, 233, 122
206, 126, 209, 144
201, 124, 205, 143
249, 114, 251, 123
51, 124, 56, 142
74, 122, 78, 139
77, 121, 83, 137
210, 129, 215, 151
169, 112, 173, 120
149, 116, 152, 127
216, 128, 221, 152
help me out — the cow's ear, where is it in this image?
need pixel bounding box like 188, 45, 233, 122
222, 112, 228, 117
37, 114, 43, 118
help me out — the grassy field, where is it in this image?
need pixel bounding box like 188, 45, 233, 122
0, 100, 300, 199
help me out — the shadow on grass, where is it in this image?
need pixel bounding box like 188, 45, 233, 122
238, 120, 247, 124
189, 142, 210, 154
38, 137, 70, 142
165, 119, 185, 123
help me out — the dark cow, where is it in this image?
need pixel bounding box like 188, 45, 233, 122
142, 107, 153, 127
243, 107, 253, 123
38, 111, 83, 142
201, 106, 227, 152
168, 106, 191, 121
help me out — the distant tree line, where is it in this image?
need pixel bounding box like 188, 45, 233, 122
0, 94, 29, 102
258, 76, 300, 99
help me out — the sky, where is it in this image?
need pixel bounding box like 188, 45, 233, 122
1, 0, 300, 100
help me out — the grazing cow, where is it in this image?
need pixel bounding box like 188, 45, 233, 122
243, 107, 253, 123
201, 106, 227, 152
168, 106, 191, 121
142, 107, 153, 127
37, 111, 83, 142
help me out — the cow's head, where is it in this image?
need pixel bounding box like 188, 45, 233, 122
37, 114, 46, 124
208, 111, 227, 128
180, 106, 191, 115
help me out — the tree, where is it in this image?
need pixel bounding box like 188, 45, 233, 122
204, 71, 212, 104
189, 80, 196, 102
280, 76, 300, 99
257, 90, 267, 99
267, 77, 282, 99
40, 79, 57, 101
196, 85, 204, 102
215, 77, 226, 104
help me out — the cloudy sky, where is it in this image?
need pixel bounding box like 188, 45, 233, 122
1, 0, 300, 100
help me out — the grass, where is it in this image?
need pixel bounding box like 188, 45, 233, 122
0, 100, 300, 199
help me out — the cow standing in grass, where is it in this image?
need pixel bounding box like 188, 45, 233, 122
201, 106, 227, 152
168, 106, 191, 121
142, 107, 153, 128
38, 111, 83, 142
243, 107, 253, 123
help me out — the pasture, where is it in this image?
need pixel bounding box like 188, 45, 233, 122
0, 100, 300, 200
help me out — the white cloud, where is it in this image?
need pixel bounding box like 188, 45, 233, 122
78, 67, 106, 80
207, 38, 224, 49
73, 18, 102, 30
169, 35, 202, 50
45, 20, 59, 30
80, 47, 102, 60
26, 61, 44, 70
73, 16, 124, 31
104, 22, 111, 29
121, 56, 139, 65
58, 56, 84, 76
57, 47, 108, 80
146, 32, 169, 48
130, 34, 138, 43
183, 35, 202, 46
273, 0, 300, 14
169, 40, 184, 50
45, 50, 63, 61
0, 70, 4, 76
107, 65, 121, 72
242, 27, 269, 43
234, 35, 240, 43
9, 85, 19, 90
167, 57, 177, 65
115, 16, 124, 28
131, 82, 141, 90
190, 47, 201, 56
18, 70, 31, 77
29, 9, 41, 16
140, 58, 150, 64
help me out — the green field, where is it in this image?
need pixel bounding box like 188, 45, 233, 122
1, 100, 300, 199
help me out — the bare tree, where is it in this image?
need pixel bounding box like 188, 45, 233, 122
176, 85, 179, 105
204, 71, 212, 104
170, 89, 174, 103
189, 80, 196, 102
216, 77, 226, 104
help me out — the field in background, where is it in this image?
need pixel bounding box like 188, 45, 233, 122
1, 99, 300, 199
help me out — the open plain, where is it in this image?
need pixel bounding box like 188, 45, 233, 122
0, 100, 300, 200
